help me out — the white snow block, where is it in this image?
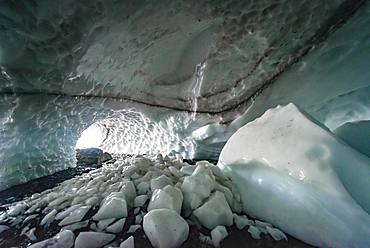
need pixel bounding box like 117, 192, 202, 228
210, 226, 228, 247
148, 185, 183, 214
193, 191, 233, 230
143, 209, 189, 248
120, 236, 134, 248
74, 232, 115, 248
181, 165, 215, 212
59, 206, 90, 226
218, 103, 370, 247
29, 230, 74, 248
93, 192, 127, 221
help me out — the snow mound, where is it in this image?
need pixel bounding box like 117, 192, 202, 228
218, 103, 370, 247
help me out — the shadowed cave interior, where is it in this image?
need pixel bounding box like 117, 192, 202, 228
0, 0, 369, 247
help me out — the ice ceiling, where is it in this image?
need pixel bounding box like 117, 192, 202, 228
0, 0, 369, 190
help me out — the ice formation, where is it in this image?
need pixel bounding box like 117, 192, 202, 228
218, 103, 370, 247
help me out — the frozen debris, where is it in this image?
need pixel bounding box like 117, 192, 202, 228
59, 206, 90, 226
120, 236, 134, 248
40, 209, 58, 226
0, 225, 10, 234
193, 191, 233, 230
25, 227, 37, 241
248, 225, 261, 239
150, 175, 173, 191
74, 232, 115, 248
266, 226, 288, 241
97, 218, 116, 230
8, 202, 26, 216
134, 195, 148, 208
93, 193, 127, 221
143, 209, 189, 248
62, 220, 89, 232
136, 182, 150, 195
28, 230, 74, 248
181, 165, 215, 212
148, 185, 183, 214
127, 224, 141, 234
199, 233, 212, 245
233, 214, 251, 230
210, 226, 228, 247
106, 218, 126, 233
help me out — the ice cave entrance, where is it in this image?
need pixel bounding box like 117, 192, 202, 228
75, 123, 107, 149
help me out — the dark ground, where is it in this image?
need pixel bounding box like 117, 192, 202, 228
0, 157, 314, 248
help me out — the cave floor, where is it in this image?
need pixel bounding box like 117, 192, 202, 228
0, 157, 313, 248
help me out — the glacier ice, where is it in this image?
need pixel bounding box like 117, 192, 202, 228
334, 120, 370, 158
93, 193, 127, 221
218, 103, 370, 247
120, 236, 134, 248
210, 226, 228, 247
148, 185, 183, 214
28, 230, 75, 248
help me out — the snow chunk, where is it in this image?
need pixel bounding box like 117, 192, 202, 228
28, 230, 74, 248
127, 224, 141, 234
181, 164, 215, 212
93, 192, 127, 221
266, 226, 288, 241
62, 220, 89, 232
74, 232, 115, 248
59, 206, 90, 226
210, 226, 228, 247
106, 218, 126, 233
248, 225, 261, 239
120, 236, 134, 248
193, 191, 233, 229
134, 195, 148, 208
120, 180, 136, 206
233, 214, 251, 230
40, 209, 57, 226
148, 185, 183, 214
136, 182, 150, 195
143, 209, 189, 248
0, 225, 9, 234
150, 175, 172, 191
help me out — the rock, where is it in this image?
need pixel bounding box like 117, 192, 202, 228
28, 230, 74, 248
74, 232, 115, 248
148, 185, 183, 214
101, 152, 113, 163
143, 209, 189, 248
76, 148, 103, 166
193, 191, 233, 230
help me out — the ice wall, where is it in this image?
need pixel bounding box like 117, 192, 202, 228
0, 0, 369, 190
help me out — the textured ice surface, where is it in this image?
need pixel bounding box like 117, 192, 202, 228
219, 103, 370, 247
93, 192, 127, 221
143, 209, 189, 248
334, 120, 370, 158
0, 0, 367, 191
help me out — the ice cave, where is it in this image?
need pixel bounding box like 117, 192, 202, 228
0, 0, 369, 247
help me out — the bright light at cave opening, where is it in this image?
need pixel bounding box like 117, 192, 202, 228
75, 123, 106, 149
